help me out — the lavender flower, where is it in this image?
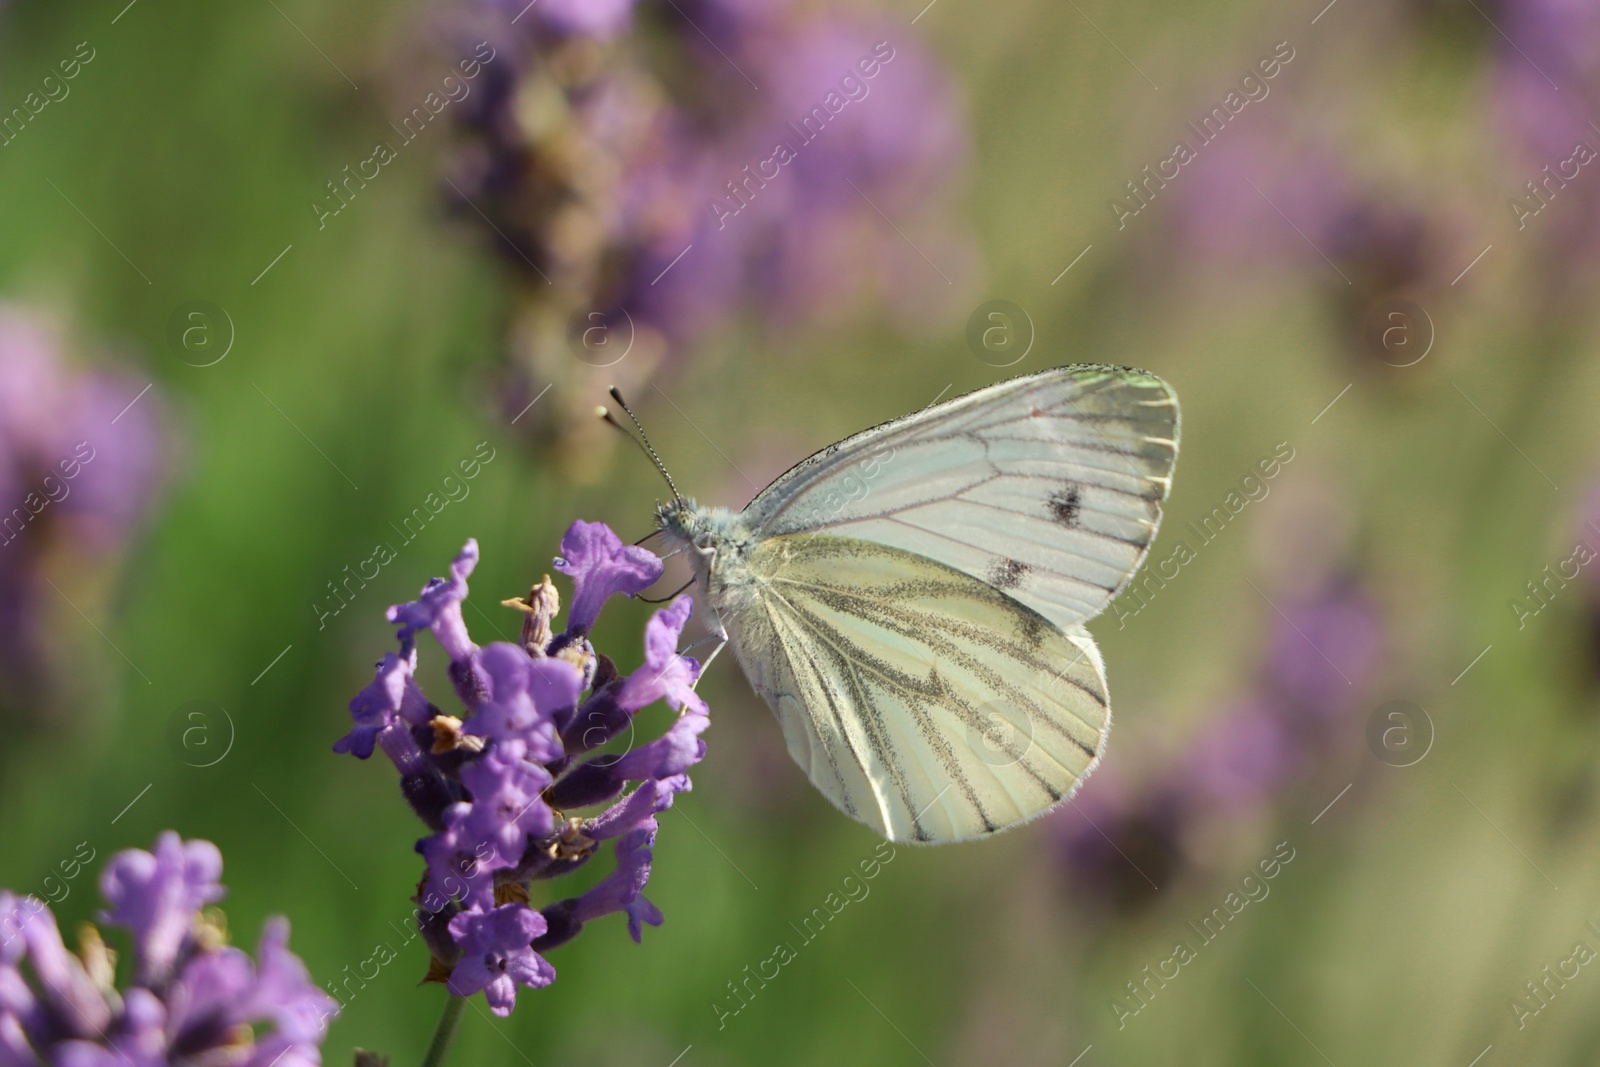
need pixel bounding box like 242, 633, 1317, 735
1260, 581, 1384, 721
336, 523, 707, 1017
0, 832, 336, 1067
447, 0, 975, 461
1490, 0, 1600, 288
1053, 575, 1383, 912
99, 833, 226, 986
445, 906, 553, 1013
522, 0, 636, 40
0, 305, 170, 714
1492, 0, 1600, 164
1053, 768, 1188, 915
1168, 124, 1457, 365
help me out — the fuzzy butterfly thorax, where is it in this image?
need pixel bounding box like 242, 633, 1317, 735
656, 499, 763, 636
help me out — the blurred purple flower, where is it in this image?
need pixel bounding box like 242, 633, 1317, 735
1492, 0, 1600, 158
1053, 575, 1385, 911
1491, 0, 1600, 281
1171, 125, 1447, 306
1584, 481, 1600, 591
98, 833, 225, 986
337, 523, 708, 1016
0, 833, 336, 1067
447, 0, 977, 460
0, 305, 171, 712
520, 0, 637, 40
1261, 582, 1384, 720
1183, 699, 1301, 814
1052, 770, 1188, 915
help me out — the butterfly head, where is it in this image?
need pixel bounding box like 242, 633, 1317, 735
655, 499, 748, 561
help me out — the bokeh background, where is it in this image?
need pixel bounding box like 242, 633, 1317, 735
2, 0, 1599, 1064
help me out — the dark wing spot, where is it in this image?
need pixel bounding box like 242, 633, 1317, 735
1047, 484, 1082, 527
988, 558, 1029, 590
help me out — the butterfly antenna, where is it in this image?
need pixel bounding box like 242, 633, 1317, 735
599, 387, 684, 504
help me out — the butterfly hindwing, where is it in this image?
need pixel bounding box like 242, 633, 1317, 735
741, 365, 1179, 634
717, 533, 1111, 843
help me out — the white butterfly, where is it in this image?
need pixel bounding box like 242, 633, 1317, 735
648, 365, 1180, 843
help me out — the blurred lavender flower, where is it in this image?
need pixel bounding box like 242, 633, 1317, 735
1168, 125, 1457, 364
1177, 134, 1433, 287
1491, 0, 1600, 160
0, 832, 337, 1067
0, 305, 170, 715
336, 522, 707, 1018
448, 0, 975, 470
1260, 581, 1385, 721
1054, 768, 1188, 915
1053, 575, 1383, 912
1490, 0, 1600, 286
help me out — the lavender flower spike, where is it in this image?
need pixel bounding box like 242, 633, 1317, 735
339, 523, 710, 1023
0, 833, 336, 1067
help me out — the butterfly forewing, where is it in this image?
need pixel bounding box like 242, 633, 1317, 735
720, 534, 1111, 842
742, 366, 1179, 634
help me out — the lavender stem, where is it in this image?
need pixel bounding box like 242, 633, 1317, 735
420, 995, 467, 1067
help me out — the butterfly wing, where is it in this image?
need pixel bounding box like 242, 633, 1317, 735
740, 365, 1179, 634
715, 533, 1111, 843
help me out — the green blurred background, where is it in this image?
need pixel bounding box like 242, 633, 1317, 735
3, 0, 1600, 1064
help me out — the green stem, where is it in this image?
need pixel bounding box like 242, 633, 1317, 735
419, 995, 466, 1067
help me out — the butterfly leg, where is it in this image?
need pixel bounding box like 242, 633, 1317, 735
686, 637, 728, 685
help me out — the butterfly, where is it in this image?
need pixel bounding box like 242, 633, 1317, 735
636, 365, 1179, 844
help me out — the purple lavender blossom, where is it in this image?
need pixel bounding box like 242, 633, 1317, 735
0, 305, 170, 713
1261, 582, 1384, 721
1182, 698, 1301, 814
465, 647, 573, 757
337, 523, 708, 1016
0, 833, 336, 1067
1489, 0, 1600, 285
1052, 769, 1188, 914
553, 520, 663, 636
519, 0, 636, 40
568, 827, 663, 943
1171, 125, 1446, 303
611, 597, 708, 716
445, 905, 553, 1015
448, 0, 976, 455
98, 833, 225, 985
1492, 0, 1600, 162
1053, 576, 1384, 911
